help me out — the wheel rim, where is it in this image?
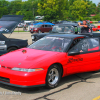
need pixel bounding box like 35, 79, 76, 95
48, 68, 59, 85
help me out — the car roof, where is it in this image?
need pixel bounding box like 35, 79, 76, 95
46, 34, 86, 39
55, 22, 78, 27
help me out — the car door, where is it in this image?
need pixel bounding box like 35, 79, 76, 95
44, 25, 48, 32
40, 25, 44, 32
67, 37, 100, 75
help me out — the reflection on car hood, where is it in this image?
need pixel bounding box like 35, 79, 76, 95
0, 48, 60, 68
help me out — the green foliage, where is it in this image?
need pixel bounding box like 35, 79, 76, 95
69, 0, 90, 20
92, 14, 100, 21
0, 0, 100, 21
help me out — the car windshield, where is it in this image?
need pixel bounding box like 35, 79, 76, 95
34, 24, 42, 28
28, 37, 71, 52
51, 25, 74, 33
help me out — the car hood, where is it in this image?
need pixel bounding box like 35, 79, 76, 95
0, 48, 60, 68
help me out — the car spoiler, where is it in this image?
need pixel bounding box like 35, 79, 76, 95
0, 15, 24, 34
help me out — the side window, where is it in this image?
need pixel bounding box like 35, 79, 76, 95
42, 25, 45, 28
69, 38, 82, 49
48, 25, 51, 27
69, 38, 99, 53
45, 25, 48, 27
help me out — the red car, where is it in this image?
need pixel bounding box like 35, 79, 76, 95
0, 34, 100, 89
30, 24, 53, 33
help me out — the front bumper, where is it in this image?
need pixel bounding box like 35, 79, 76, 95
0, 67, 47, 88
0, 80, 45, 88
30, 30, 38, 33
0, 45, 7, 55
0, 50, 7, 55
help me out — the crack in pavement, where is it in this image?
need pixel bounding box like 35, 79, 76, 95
33, 74, 92, 100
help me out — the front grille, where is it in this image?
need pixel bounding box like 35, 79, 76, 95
1, 66, 12, 70
0, 76, 10, 83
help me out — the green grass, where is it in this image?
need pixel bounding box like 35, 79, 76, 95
14, 31, 29, 32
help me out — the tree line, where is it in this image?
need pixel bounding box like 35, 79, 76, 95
0, 0, 100, 21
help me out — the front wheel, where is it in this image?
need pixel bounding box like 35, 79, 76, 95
46, 64, 61, 89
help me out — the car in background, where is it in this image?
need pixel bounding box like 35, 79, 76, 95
0, 15, 28, 52
90, 24, 96, 28
30, 22, 54, 33
27, 21, 39, 31
0, 43, 7, 55
31, 23, 79, 42
31, 22, 100, 42
92, 25, 100, 31
17, 23, 24, 28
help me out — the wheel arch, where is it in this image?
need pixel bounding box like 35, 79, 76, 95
7, 46, 19, 50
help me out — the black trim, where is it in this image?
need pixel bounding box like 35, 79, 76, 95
68, 50, 100, 56
0, 81, 45, 88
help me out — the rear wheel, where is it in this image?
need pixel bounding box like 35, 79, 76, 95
46, 64, 61, 89
7, 47, 18, 52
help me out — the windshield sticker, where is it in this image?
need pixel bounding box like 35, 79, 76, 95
68, 58, 83, 63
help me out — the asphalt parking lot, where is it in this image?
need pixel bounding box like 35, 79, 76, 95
1, 31, 100, 100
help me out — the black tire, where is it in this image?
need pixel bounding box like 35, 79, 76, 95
46, 64, 61, 89
31, 32, 33, 34
7, 47, 18, 52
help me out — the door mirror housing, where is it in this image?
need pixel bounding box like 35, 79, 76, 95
68, 51, 80, 56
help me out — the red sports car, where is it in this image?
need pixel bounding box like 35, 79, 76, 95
0, 34, 100, 89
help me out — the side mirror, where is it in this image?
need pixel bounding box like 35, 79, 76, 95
68, 51, 80, 56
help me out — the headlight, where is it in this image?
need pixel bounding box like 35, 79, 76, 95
31, 36, 35, 39
34, 28, 37, 30
11, 67, 44, 72
0, 41, 5, 45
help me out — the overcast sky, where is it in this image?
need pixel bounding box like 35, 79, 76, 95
7, 0, 100, 6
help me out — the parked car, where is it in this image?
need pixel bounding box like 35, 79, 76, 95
17, 23, 24, 28
90, 24, 96, 28
92, 25, 100, 31
0, 15, 28, 52
31, 22, 94, 42
0, 33, 100, 88
30, 22, 54, 33
31, 23, 78, 42
0, 44, 7, 55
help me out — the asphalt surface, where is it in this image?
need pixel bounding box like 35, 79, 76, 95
1, 31, 100, 100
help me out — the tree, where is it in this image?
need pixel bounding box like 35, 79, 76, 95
69, 0, 90, 20
0, 0, 9, 18
37, 0, 67, 21
8, 0, 22, 15
0, 7, 8, 18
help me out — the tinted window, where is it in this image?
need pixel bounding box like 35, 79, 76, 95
48, 25, 52, 27
45, 25, 48, 27
52, 25, 74, 33
69, 38, 99, 53
28, 37, 71, 52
